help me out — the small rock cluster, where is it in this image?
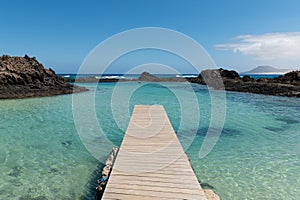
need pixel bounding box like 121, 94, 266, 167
95, 147, 119, 200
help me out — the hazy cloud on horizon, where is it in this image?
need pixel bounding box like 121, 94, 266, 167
215, 32, 300, 68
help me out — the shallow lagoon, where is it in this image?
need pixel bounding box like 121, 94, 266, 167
0, 82, 299, 199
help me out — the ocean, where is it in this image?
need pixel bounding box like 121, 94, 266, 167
239, 74, 284, 80
58, 74, 199, 80
58, 73, 283, 80
0, 82, 299, 199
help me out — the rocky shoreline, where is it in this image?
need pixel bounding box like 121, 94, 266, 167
0, 55, 87, 99
69, 70, 300, 97
188, 68, 300, 97
1, 54, 299, 98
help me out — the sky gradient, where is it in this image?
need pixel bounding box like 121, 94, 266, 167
1, 0, 300, 73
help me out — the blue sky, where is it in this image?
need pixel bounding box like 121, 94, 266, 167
1, 0, 300, 73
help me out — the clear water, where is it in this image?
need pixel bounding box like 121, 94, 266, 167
0, 82, 299, 199
240, 74, 282, 80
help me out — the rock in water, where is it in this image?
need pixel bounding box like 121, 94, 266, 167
138, 72, 161, 82
0, 55, 87, 99
219, 68, 240, 79
189, 68, 300, 97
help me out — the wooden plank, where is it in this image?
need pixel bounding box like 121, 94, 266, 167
102, 105, 206, 200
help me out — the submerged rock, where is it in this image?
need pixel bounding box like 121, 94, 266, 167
8, 166, 23, 177
18, 195, 48, 200
0, 55, 87, 99
276, 117, 299, 124
61, 140, 73, 147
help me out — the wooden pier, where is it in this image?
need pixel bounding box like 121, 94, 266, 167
102, 105, 207, 200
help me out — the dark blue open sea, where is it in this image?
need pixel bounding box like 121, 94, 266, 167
58, 73, 282, 80
0, 81, 299, 199
58, 73, 199, 80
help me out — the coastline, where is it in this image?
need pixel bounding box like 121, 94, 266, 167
0, 84, 87, 99
1, 54, 298, 99
65, 70, 300, 97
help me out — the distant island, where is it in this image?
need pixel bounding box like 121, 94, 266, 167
242, 66, 292, 75
0, 55, 87, 99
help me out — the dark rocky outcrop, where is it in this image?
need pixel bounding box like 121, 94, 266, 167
0, 55, 87, 99
242, 75, 254, 82
219, 68, 240, 79
276, 71, 300, 86
188, 69, 300, 97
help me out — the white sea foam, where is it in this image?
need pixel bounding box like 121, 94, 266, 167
100, 75, 125, 79
182, 75, 197, 78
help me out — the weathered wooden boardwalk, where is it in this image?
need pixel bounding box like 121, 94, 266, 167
102, 105, 207, 200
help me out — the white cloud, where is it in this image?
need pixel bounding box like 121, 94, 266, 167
215, 32, 300, 61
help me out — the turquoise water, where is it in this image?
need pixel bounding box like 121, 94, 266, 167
240, 74, 281, 80
0, 82, 299, 199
